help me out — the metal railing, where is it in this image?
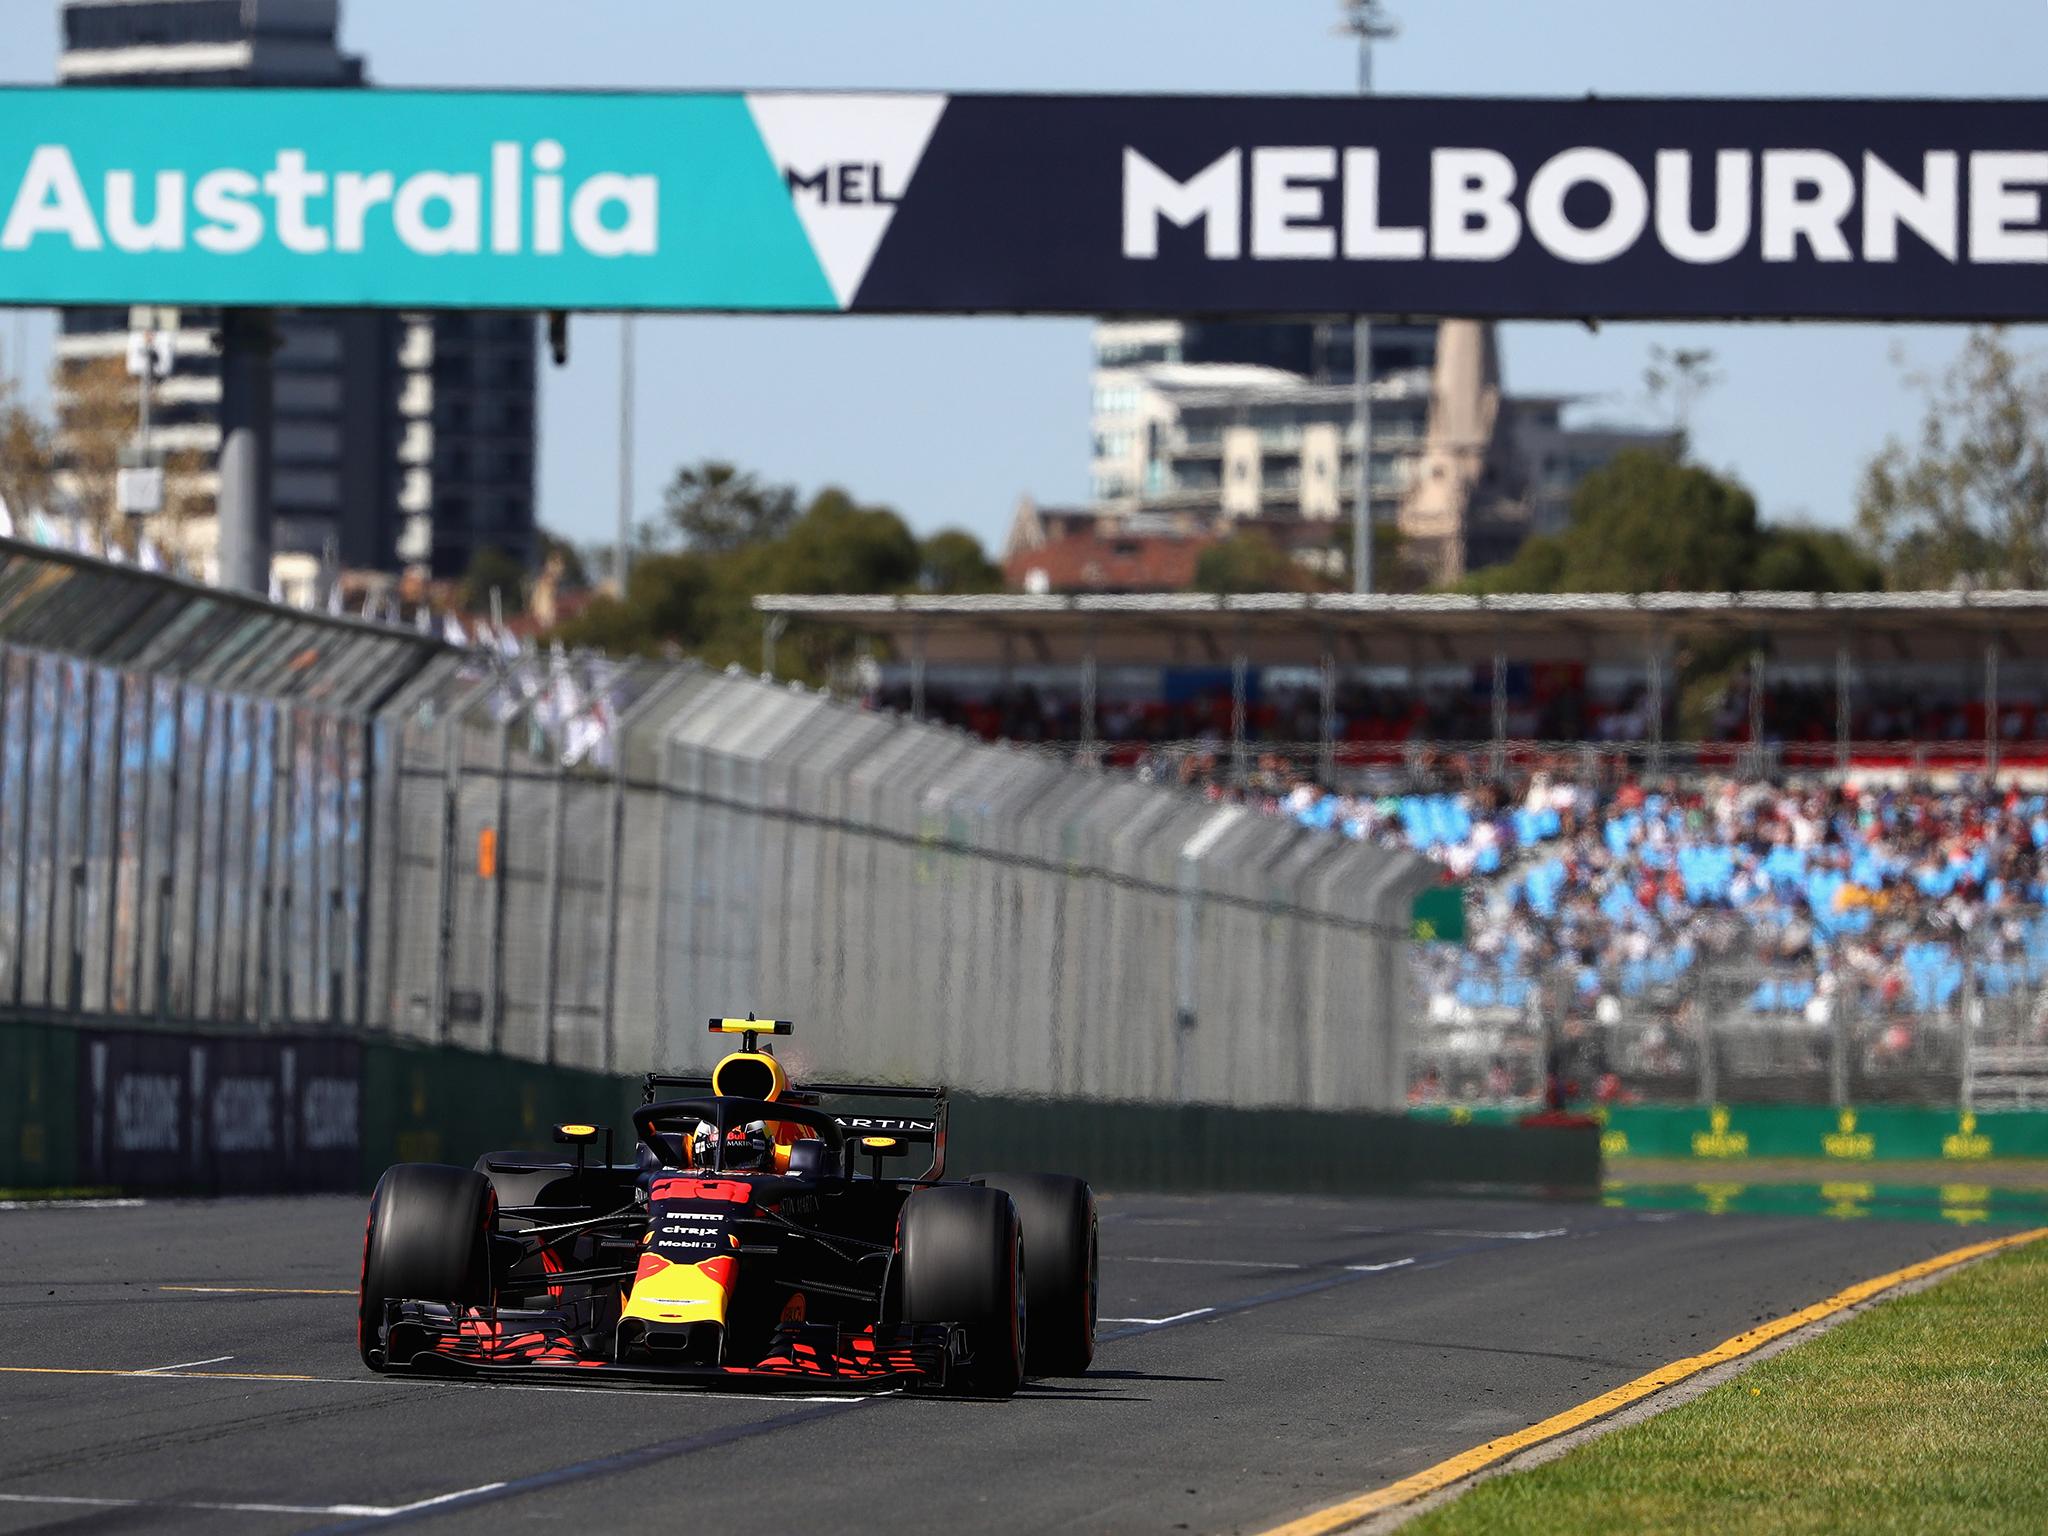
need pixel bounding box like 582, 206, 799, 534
1410, 909, 2048, 1111
0, 539, 1433, 1111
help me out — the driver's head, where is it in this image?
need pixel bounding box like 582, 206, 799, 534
691, 1119, 772, 1171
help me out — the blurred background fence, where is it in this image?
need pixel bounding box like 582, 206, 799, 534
0, 539, 1433, 1111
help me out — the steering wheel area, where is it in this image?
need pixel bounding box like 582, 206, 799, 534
632, 1095, 848, 1174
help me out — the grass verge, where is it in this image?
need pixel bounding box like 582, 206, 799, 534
1405, 1237, 2048, 1536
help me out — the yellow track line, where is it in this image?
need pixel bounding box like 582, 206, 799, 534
1253, 1225, 2048, 1536
0, 1365, 319, 1381
158, 1286, 354, 1295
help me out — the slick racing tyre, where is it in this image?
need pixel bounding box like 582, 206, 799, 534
980, 1172, 1097, 1376
358, 1163, 496, 1370
898, 1185, 1026, 1396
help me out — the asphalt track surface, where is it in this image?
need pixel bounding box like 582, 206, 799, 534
0, 1191, 2031, 1534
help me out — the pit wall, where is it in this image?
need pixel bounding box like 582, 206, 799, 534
0, 1018, 1597, 1200
1410, 1102, 2048, 1164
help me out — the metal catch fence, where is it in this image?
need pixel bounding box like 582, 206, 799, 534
0, 539, 1433, 1111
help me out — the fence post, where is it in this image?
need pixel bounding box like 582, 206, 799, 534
1645, 627, 1664, 776
1961, 926, 1977, 1116
8, 654, 38, 1008
0, 648, 12, 1004
598, 738, 627, 1074
484, 715, 512, 1053
10, 654, 38, 1007
176, 691, 215, 1012
1745, 644, 1765, 781
653, 734, 678, 1041
1318, 629, 1336, 788
354, 717, 377, 1032
102, 671, 128, 1014
207, 698, 237, 1019
538, 750, 568, 1066
1829, 987, 1849, 1107
157, 680, 186, 1024
235, 700, 263, 1025
1079, 629, 1098, 770
1698, 1001, 1718, 1107
66, 664, 98, 1011
276, 707, 299, 1026
910, 623, 927, 723
129, 677, 155, 1014
1230, 634, 1249, 790
430, 714, 459, 1046
1835, 642, 1851, 772
308, 711, 327, 1024
42, 660, 70, 1006
1984, 640, 2000, 779
1489, 642, 1507, 779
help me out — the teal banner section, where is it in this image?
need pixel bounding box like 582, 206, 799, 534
0, 89, 834, 310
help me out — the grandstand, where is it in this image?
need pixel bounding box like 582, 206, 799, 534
761, 590, 2048, 1111
759, 590, 2048, 778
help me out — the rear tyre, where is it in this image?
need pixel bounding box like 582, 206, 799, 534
357, 1163, 495, 1370
980, 1172, 1096, 1376
897, 1185, 1026, 1396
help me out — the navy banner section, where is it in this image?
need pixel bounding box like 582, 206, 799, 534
858, 95, 2048, 319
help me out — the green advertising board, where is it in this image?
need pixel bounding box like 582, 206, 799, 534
1410, 884, 1466, 944
1595, 1103, 2048, 1164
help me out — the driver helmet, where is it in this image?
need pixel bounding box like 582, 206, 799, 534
692, 1119, 773, 1172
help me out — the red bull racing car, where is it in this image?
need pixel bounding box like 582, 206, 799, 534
357, 1018, 1097, 1396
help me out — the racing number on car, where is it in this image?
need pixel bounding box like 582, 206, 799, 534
648, 1177, 751, 1203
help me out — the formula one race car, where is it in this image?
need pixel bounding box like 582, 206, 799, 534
357, 1019, 1096, 1396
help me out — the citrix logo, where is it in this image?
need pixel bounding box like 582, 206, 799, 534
0, 141, 658, 259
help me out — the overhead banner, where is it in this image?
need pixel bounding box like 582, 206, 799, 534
4, 87, 2048, 318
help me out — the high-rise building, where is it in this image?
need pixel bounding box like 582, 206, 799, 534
52, 0, 537, 588
1080, 317, 1675, 585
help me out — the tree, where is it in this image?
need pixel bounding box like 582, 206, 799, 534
660, 459, 798, 553
1857, 329, 2048, 588
460, 544, 528, 615
554, 477, 941, 682
1643, 344, 1721, 443
54, 355, 132, 544
1195, 530, 1305, 594
0, 369, 54, 527
919, 528, 1003, 593
1747, 525, 1883, 593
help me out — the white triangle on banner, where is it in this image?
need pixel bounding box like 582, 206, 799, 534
745, 93, 948, 309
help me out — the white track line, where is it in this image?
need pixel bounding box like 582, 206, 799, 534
1114, 1256, 1307, 1270
137, 1354, 234, 1374
0, 1198, 148, 1210
1344, 1258, 1417, 1273
1099, 1307, 1216, 1326
1421, 1228, 1569, 1240
0, 1483, 508, 1519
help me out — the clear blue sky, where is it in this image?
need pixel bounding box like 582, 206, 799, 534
8, 0, 2048, 553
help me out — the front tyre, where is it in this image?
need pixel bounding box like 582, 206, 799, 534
357, 1163, 495, 1370
980, 1172, 1096, 1376
898, 1185, 1025, 1396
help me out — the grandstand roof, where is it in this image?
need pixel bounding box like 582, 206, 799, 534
754, 590, 2048, 669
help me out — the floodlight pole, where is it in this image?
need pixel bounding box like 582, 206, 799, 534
1339, 2, 1397, 595
617, 314, 635, 594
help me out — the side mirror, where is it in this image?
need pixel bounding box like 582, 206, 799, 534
552, 1122, 610, 1168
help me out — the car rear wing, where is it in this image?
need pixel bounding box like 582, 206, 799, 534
640, 1074, 949, 1180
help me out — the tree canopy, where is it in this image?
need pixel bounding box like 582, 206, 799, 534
554, 467, 1003, 681
1857, 329, 2048, 589
1463, 451, 1880, 595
